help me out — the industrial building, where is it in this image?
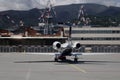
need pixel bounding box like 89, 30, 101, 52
64, 27, 120, 53
0, 26, 120, 53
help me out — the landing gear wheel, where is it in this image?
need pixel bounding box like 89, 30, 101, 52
74, 58, 78, 62
62, 56, 66, 60
54, 58, 58, 62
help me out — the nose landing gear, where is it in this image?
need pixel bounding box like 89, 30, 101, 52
54, 54, 66, 62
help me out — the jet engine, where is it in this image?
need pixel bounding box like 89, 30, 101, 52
53, 41, 61, 50
72, 42, 81, 49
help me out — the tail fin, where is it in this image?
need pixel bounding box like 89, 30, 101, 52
69, 26, 72, 39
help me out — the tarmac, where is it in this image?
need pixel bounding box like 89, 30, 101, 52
0, 53, 120, 80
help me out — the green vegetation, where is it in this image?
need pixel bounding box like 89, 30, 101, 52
1, 4, 120, 28
72, 15, 120, 27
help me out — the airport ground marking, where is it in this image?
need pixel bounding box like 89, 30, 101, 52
26, 68, 31, 80
70, 64, 87, 73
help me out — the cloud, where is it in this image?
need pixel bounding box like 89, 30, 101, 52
0, 0, 120, 11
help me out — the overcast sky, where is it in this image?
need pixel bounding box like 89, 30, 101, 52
0, 0, 120, 11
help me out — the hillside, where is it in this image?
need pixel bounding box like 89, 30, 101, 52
0, 3, 120, 28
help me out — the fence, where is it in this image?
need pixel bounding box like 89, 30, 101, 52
0, 45, 120, 53
92, 46, 120, 53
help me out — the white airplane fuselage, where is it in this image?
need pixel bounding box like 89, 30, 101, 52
53, 40, 81, 61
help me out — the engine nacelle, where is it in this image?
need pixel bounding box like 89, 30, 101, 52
53, 41, 61, 50
72, 42, 81, 49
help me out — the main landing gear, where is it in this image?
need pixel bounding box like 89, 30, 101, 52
54, 57, 58, 62
74, 54, 78, 62
74, 58, 78, 62
54, 54, 78, 62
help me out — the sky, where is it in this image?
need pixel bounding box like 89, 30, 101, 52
0, 0, 120, 11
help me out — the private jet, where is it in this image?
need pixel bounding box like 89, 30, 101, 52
25, 25, 114, 62
53, 26, 81, 62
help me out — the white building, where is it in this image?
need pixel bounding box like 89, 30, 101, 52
64, 27, 120, 53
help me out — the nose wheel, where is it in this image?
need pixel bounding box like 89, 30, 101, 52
54, 54, 79, 62
54, 54, 67, 62
59, 56, 66, 61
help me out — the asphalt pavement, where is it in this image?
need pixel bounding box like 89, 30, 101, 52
0, 53, 120, 80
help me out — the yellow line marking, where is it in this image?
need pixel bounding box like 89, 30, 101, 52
70, 64, 87, 73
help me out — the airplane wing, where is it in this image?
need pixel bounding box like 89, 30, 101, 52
71, 52, 115, 56
25, 52, 60, 55
24, 52, 115, 62
25, 52, 114, 56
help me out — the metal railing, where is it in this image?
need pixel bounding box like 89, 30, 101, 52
0, 45, 120, 53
